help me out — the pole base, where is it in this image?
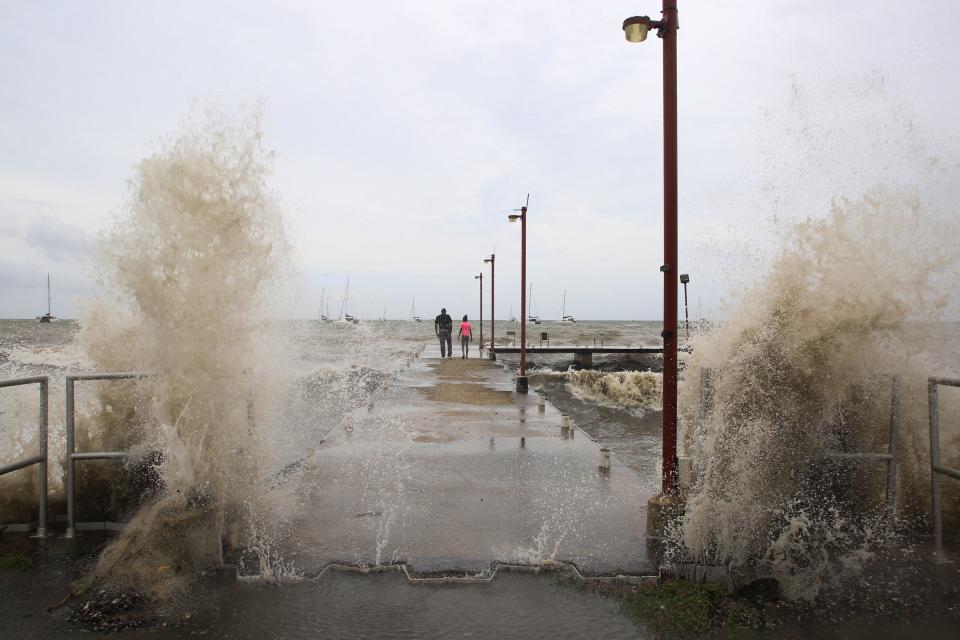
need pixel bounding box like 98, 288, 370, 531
515, 376, 528, 393
645, 492, 685, 539
29, 527, 53, 539
488, 349, 496, 361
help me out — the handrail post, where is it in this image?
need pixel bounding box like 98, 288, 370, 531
0, 375, 50, 537
65, 376, 77, 539
885, 375, 900, 523
33, 378, 50, 538
928, 379, 944, 562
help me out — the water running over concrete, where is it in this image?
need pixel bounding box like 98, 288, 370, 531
243, 346, 659, 578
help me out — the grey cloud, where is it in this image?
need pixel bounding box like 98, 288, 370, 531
22, 217, 93, 262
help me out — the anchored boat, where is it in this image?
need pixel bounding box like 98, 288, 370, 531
560, 290, 576, 323
36, 274, 58, 323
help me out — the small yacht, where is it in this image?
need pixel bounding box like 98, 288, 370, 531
560, 290, 576, 323
338, 277, 361, 324
320, 287, 333, 322
36, 274, 58, 323
528, 283, 542, 324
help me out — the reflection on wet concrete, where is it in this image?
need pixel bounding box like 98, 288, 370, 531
256, 351, 657, 577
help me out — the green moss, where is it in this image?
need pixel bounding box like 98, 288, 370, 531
0, 552, 33, 572
615, 580, 764, 636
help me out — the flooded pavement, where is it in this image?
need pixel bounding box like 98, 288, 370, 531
250, 349, 658, 576
3, 331, 960, 638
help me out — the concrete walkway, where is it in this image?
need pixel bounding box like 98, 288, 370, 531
272, 345, 658, 577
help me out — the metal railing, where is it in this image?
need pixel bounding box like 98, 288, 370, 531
694, 369, 901, 520
0, 376, 49, 537
65, 372, 150, 538
825, 375, 901, 522
928, 376, 960, 562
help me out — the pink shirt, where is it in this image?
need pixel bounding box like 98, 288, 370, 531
459, 321, 472, 337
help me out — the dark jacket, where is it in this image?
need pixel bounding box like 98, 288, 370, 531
435, 313, 452, 335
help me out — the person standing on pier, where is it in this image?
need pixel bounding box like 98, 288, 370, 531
435, 307, 453, 358
458, 315, 473, 358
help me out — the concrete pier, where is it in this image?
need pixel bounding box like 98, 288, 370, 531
272, 344, 658, 577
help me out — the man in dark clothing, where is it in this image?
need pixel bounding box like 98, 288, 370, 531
435, 308, 453, 358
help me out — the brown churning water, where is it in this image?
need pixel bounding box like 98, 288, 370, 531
674, 77, 960, 599
77, 106, 292, 597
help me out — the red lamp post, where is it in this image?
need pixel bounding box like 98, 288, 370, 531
623, 2, 680, 501
484, 254, 495, 360
508, 195, 529, 393
474, 273, 483, 357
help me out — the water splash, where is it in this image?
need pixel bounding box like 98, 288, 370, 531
77, 105, 292, 598
676, 190, 960, 599
670, 71, 960, 599
565, 370, 662, 414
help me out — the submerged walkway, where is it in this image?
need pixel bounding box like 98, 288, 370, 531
275, 343, 658, 577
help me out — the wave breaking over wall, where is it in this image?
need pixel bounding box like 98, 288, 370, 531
565, 370, 662, 414
676, 191, 960, 599
78, 107, 290, 598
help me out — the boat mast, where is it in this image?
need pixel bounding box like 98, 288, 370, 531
339, 278, 349, 320
47, 273, 51, 316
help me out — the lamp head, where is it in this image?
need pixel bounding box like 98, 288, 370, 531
680, 273, 690, 284
508, 214, 521, 222
475, 274, 482, 280
623, 16, 652, 43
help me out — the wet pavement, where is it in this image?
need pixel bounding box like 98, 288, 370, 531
261, 348, 658, 577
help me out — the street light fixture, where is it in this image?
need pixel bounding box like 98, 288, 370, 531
484, 254, 495, 360
622, 1, 681, 531
474, 273, 484, 357
623, 16, 657, 43
508, 195, 530, 393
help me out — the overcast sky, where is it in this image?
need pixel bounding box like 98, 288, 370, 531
2, 1, 958, 320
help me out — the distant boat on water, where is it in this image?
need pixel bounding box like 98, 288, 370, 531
338, 277, 360, 324
36, 274, 57, 323
560, 290, 576, 323
410, 297, 422, 322
320, 287, 332, 322
528, 283, 542, 324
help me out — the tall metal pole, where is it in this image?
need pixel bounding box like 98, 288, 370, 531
660, 0, 679, 495
478, 273, 484, 356
487, 254, 495, 359
518, 206, 528, 392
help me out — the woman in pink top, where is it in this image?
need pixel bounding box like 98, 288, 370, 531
458, 315, 473, 358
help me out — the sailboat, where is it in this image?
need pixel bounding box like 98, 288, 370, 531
319, 287, 333, 322
338, 277, 360, 324
36, 274, 57, 323
560, 290, 576, 323
509, 304, 517, 324
410, 297, 422, 322
527, 283, 542, 324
